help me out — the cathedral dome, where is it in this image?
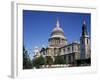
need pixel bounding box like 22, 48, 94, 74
49, 19, 67, 47
52, 26, 63, 33
50, 19, 66, 39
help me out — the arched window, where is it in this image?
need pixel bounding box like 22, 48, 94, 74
87, 39, 88, 44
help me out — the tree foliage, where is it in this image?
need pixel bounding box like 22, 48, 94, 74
33, 55, 45, 68
23, 46, 33, 69
46, 56, 53, 65
54, 55, 66, 64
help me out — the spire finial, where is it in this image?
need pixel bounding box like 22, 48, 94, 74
56, 17, 60, 27
83, 19, 86, 25
82, 19, 87, 36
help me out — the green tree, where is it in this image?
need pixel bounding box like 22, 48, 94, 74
54, 55, 66, 64
33, 55, 45, 68
23, 46, 33, 69
46, 56, 53, 65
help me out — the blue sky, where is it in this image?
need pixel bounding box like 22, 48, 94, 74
23, 10, 91, 54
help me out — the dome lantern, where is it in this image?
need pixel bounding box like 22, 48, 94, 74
56, 18, 60, 27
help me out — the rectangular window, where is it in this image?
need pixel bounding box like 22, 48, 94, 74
72, 45, 74, 52
67, 47, 70, 52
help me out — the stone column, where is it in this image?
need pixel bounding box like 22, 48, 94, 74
66, 55, 68, 64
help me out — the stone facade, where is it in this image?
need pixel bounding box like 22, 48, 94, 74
80, 20, 91, 59
34, 19, 91, 65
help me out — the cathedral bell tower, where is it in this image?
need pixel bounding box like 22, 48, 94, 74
80, 20, 91, 59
